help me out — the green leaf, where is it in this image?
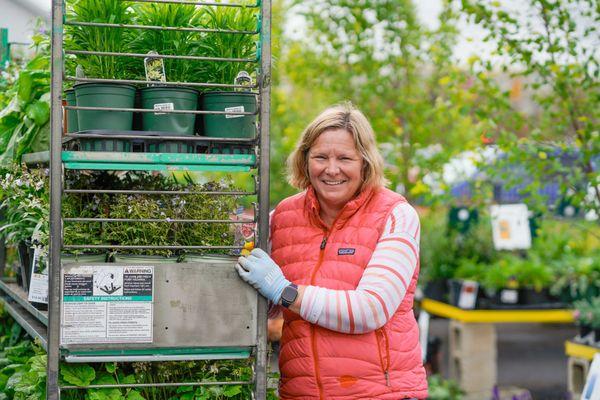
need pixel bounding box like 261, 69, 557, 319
25, 101, 50, 126
105, 362, 116, 374
60, 363, 95, 386
28, 355, 46, 374
125, 390, 146, 400
223, 385, 242, 397
17, 72, 34, 104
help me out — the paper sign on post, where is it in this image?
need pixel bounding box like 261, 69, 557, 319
27, 247, 48, 304
490, 204, 532, 250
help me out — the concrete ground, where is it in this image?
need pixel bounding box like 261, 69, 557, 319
428, 317, 578, 400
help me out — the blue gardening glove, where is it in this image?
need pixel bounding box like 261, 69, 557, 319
235, 248, 290, 304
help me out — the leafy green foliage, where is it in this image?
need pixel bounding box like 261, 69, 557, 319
193, 4, 259, 87
128, 3, 202, 82
0, 55, 50, 167
0, 166, 49, 248
460, 0, 599, 215
65, 0, 137, 80
427, 374, 463, 400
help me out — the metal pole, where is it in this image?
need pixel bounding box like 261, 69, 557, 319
255, 0, 271, 397
48, 0, 64, 398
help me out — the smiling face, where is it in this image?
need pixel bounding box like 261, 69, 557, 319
308, 128, 364, 218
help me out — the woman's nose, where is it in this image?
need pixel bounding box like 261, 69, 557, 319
325, 159, 340, 175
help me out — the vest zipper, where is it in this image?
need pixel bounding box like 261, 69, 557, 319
310, 232, 328, 400
375, 329, 390, 387
382, 328, 391, 387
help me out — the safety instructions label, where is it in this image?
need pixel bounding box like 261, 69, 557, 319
61, 266, 154, 344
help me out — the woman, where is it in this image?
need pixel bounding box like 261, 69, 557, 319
236, 103, 428, 399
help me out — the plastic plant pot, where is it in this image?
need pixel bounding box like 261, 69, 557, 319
140, 86, 199, 135
65, 89, 78, 133
202, 91, 257, 138
74, 83, 136, 131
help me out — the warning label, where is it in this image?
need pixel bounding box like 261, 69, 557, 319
61, 266, 154, 345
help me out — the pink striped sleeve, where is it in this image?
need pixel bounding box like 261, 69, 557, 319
299, 203, 420, 334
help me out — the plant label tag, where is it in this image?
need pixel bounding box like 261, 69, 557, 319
28, 247, 48, 304
154, 102, 174, 115
458, 280, 478, 309
225, 106, 245, 119
500, 289, 519, 304
144, 51, 166, 83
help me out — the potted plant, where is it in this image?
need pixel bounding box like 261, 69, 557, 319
196, 3, 259, 140
573, 297, 595, 345
66, 0, 137, 136
129, 3, 201, 139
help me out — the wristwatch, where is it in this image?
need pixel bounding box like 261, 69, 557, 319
280, 284, 299, 308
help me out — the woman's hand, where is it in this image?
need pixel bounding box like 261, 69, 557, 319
235, 248, 291, 304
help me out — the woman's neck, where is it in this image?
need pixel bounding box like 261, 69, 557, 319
318, 202, 342, 228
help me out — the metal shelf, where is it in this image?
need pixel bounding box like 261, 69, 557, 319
421, 298, 575, 323
0, 280, 48, 325
23, 151, 256, 171
0, 294, 48, 349
565, 340, 600, 361
63, 346, 252, 363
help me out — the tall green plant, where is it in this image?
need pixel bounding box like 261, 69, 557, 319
193, 4, 259, 87
129, 3, 202, 82
66, 0, 136, 79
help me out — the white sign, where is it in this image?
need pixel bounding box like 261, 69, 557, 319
61, 266, 154, 344
490, 204, 532, 250
225, 105, 245, 119
27, 247, 48, 304
153, 102, 174, 115
582, 353, 600, 400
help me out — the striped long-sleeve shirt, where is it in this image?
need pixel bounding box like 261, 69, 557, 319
274, 202, 420, 335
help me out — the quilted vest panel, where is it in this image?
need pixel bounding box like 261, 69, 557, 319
271, 187, 428, 399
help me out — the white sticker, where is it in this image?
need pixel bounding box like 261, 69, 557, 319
458, 280, 479, 309
153, 102, 174, 115
61, 265, 154, 344
500, 289, 519, 304
225, 105, 245, 119
28, 247, 48, 304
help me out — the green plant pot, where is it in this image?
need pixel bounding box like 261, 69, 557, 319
65, 89, 78, 133
202, 91, 257, 138
74, 83, 136, 131
141, 87, 199, 135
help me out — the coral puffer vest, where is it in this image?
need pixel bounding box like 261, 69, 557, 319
271, 186, 427, 400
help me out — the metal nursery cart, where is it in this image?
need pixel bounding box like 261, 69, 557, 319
2, 0, 270, 398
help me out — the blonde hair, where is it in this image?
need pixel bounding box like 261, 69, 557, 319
287, 102, 389, 191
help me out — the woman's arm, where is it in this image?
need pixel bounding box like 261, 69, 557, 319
289, 202, 420, 334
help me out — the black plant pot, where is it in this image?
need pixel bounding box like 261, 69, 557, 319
17, 241, 32, 292
424, 279, 448, 302
519, 287, 564, 308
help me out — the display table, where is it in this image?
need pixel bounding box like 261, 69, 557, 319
564, 340, 600, 398
421, 299, 575, 400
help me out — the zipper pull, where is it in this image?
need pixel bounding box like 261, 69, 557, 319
384, 370, 390, 387
320, 236, 327, 250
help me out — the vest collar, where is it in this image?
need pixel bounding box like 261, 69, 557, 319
305, 185, 376, 230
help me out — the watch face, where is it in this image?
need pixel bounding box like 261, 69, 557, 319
281, 285, 298, 306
